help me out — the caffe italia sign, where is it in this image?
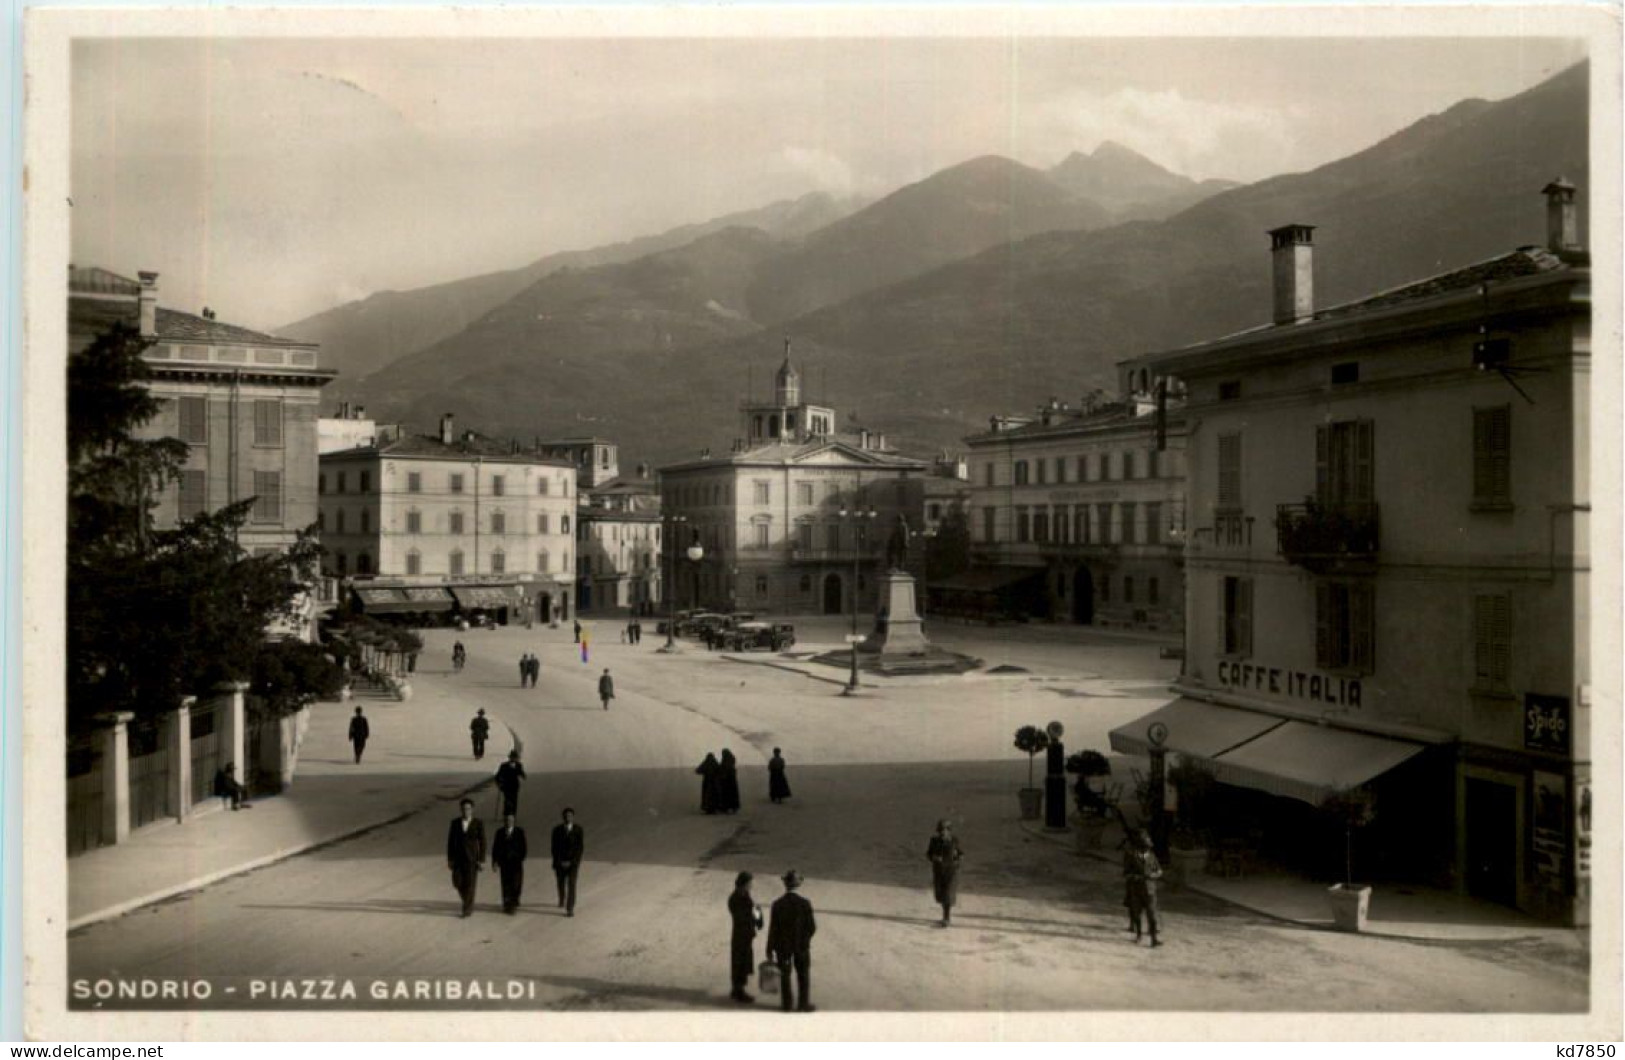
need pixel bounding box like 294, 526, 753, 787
1216, 659, 1363, 708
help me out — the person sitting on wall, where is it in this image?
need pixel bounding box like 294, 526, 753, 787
213, 763, 250, 811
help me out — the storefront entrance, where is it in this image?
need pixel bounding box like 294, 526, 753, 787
1072, 568, 1094, 624
1465, 777, 1518, 907
823, 573, 843, 615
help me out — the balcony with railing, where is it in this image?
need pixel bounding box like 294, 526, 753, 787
1275, 500, 1379, 571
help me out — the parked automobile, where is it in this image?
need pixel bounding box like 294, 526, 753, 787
655, 608, 704, 636
722, 621, 796, 652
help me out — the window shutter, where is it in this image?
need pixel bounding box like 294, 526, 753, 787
1217, 434, 1241, 508
1350, 582, 1374, 673
1315, 581, 1333, 669
1492, 594, 1511, 686
1472, 410, 1493, 501
1315, 425, 1330, 503
1354, 419, 1375, 503
1220, 578, 1231, 654
1238, 578, 1253, 657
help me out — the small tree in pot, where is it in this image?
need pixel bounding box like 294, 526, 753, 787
1322, 789, 1377, 931
1012, 725, 1050, 820
1066, 749, 1116, 849
1166, 758, 1218, 885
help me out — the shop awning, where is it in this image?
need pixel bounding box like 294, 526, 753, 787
449, 585, 524, 610
352, 586, 455, 614
1109, 697, 1286, 758
1207, 721, 1427, 806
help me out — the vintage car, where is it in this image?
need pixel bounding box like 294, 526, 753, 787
721, 621, 796, 652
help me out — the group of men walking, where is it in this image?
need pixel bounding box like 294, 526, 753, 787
517, 653, 542, 687
446, 800, 587, 919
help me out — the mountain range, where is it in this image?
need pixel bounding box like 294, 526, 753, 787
302, 63, 1588, 471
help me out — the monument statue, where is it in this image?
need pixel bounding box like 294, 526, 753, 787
885, 514, 911, 572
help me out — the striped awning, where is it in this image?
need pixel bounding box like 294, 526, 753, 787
352, 586, 455, 613
449, 585, 524, 610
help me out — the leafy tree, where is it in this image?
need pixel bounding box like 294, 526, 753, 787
67, 323, 324, 735
250, 640, 346, 722
1012, 724, 1050, 789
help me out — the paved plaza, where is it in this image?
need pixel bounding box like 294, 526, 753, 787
67, 619, 1590, 1013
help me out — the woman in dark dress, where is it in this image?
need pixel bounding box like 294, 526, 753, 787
926, 818, 963, 927
767, 747, 792, 804
718, 749, 742, 814
696, 753, 721, 814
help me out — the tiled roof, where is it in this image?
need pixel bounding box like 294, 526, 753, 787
963, 404, 1168, 444
1312, 246, 1575, 323
661, 437, 925, 472
155, 308, 311, 348
328, 432, 576, 466
68, 266, 142, 296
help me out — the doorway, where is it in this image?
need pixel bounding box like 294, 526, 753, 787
1072, 568, 1095, 624
1465, 777, 1518, 907
822, 573, 844, 615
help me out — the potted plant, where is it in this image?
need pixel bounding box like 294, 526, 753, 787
1322, 789, 1377, 932
1066, 750, 1115, 849
1166, 758, 1218, 886
1012, 725, 1050, 820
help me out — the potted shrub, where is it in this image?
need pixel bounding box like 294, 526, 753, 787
1322, 789, 1377, 932
1066, 750, 1115, 849
1012, 725, 1050, 820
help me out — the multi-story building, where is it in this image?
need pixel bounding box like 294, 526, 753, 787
958, 395, 1188, 630
658, 350, 925, 616
68, 268, 335, 557
1117, 182, 1591, 923
319, 414, 578, 624
539, 438, 663, 615
319, 402, 405, 455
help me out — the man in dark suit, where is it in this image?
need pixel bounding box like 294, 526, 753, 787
348, 707, 369, 764
491, 812, 528, 914
470, 709, 490, 760
494, 750, 527, 818
766, 869, 816, 1013
550, 807, 585, 917
446, 798, 487, 918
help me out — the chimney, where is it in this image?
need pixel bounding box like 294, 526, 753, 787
1543, 178, 1580, 253
439, 413, 454, 445
137, 271, 159, 338
355, 405, 365, 419
1268, 224, 1315, 325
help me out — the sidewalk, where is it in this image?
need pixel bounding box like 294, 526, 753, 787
68, 679, 517, 931
1021, 818, 1572, 944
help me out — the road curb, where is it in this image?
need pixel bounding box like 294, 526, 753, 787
69, 725, 520, 934
1016, 818, 1550, 946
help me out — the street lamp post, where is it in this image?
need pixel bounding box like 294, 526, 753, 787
838, 505, 877, 695
661, 514, 688, 652
686, 534, 705, 615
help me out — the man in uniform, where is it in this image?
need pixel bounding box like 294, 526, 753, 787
1123, 827, 1164, 947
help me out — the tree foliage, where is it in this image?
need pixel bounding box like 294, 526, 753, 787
250, 640, 346, 722
1012, 724, 1050, 789
924, 503, 972, 582
67, 323, 323, 735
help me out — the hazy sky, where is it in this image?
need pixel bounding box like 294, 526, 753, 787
69, 35, 1586, 332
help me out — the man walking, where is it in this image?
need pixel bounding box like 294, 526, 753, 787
550, 807, 585, 917
727, 872, 763, 1004
1123, 827, 1164, 947
348, 707, 370, 765
446, 798, 487, 918
495, 749, 528, 817
573, 619, 582, 644
491, 812, 528, 915
598, 669, 615, 711
470, 709, 490, 760
766, 869, 816, 1013
529, 652, 542, 688
518, 653, 530, 687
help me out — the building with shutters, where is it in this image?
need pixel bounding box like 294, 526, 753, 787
959, 394, 1188, 629
68, 268, 335, 558
1116, 182, 1591, 924
536, 438, 663, 615
319, 414, 578, 624
657, 346, 926, 616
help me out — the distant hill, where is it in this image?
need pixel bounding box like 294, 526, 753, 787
351, 63, 1589, 472
279, 191, 864, 385
1048, 141, 1241, 220
742, 155, 1112, 324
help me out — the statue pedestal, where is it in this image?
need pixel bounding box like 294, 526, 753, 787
862, 571, 931, 656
